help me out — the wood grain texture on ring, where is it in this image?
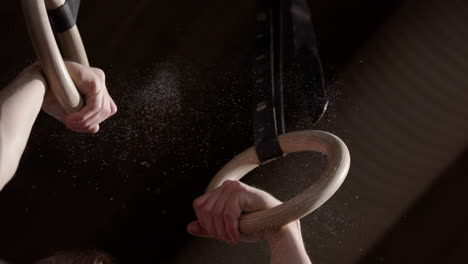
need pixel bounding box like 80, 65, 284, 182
56, 26, 89, 65
206, 130, 351, 234
22, 0, 85, 113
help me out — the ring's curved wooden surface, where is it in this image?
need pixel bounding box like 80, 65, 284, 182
206, 130, 351, 234
22, 0, 88, 113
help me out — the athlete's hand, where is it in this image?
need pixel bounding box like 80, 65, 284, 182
42, 61, 117, 133
188, 180, 288, 245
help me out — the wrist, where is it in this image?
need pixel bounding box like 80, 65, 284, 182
24, 64, 47, 87
265, 221, 311, 264
14, 64, 47, 96
264, 220, 302, 247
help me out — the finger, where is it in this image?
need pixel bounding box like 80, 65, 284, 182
193, 192, 210, 209
65, 93, 103, 123
212, 187, 235, 243
65, 122, 99, 133
109, 97, 118, 116
89, 125, 99, 134
85, 70, 117, 117
94, 95, 113, 124
244, 188, 282, 212
65, 121, 87, 132
79, 99, 111, 129
89, 67, 106, 84
223, 194, 242, 244
75, 89, 115, 130
192, 192, 211, 230
187, 221, 211, 238
198, 188, 224, 237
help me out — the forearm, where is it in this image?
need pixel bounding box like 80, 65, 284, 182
0, 65, 46, 190
267, 221, 312, 264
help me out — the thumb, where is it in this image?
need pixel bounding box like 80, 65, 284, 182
187, 221, 211, 238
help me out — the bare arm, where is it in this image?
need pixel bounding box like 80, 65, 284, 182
0, 62, 117, 190
188, 180, 312, 264
0, 64, 46, 189
266, 222, 311, 264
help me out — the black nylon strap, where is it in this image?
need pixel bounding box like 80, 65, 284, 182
252, 0, 327, 162
47, 0, 81, 33
253, 0, 284, 163
290, 0, 328, 124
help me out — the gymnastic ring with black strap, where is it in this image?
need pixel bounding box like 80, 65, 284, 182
206, 130, 350, 234
22, 0, 88, 113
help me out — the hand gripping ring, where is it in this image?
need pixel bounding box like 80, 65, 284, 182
206, 130, 351, 234
22, 0, 89, 113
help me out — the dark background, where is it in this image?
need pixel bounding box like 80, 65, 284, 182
1, 0, 468, 263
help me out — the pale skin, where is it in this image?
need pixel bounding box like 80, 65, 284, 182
188, 180, 312, 264
1, 64, 311, 263
0, 62, 117, 190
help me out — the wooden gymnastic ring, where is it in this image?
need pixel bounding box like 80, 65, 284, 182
206, 130, 351, 234
22, 0, 89, 113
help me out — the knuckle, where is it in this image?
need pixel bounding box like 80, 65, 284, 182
230, 181, 246, 192
229, 180, 240, 186
89, 79, 101, 93
94, 68, 106, 81
222, 180, 233, 186
222, 180, 240, 190
102, 106, 111, 116
193, 198, 203, 209
107, 105, 114, 115
111, 104, 118, 115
